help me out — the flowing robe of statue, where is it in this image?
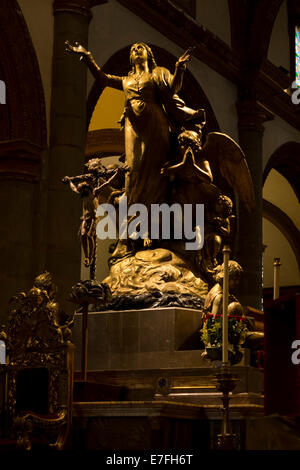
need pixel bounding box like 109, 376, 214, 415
98, 66, 205, 210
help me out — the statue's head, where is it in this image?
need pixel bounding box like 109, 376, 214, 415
178, 129, 202, 155
214, 260, 243, 290
33, 272, 57, 299
85, 158, 103, 172
129, 43, 157, 72
216, 195, 233, 216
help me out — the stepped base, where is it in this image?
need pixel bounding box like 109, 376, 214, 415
72, 307, 250, 370
73, 365, 263, 404
71, 306, 267, 450
71, 400, 300, 450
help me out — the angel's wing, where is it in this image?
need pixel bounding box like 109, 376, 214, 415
201, 132, 255, 212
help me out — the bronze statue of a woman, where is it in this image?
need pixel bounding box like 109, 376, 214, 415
65, 41, 205, 209
64, 40, 255, 308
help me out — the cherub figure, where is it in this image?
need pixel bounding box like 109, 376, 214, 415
204, 260, 244, 318
33, 272, 74, 341
163, 127, 255, 212
161, 128, 215, 255
202, 261, 264, 356
201, 194, 235, 275
162, 128, 213, 187
161, 127, 255, 280
201, 261, 247, 363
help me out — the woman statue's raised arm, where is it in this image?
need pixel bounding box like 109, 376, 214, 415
171, 47, 195, 94
65, 41, 123, 91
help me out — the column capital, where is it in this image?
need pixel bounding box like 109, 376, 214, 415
53, 0, 92, 19
236, 100, 274, 133
0, 139, 42, 182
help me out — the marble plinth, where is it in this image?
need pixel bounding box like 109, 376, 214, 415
72, 306, 263, 407
73, 307, 204, 371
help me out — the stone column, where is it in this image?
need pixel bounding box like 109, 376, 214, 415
46, 0, 92, 313
236, 100, 273, 310
0, 141, 42, 324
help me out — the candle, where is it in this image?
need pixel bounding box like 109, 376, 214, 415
222, 245, 231, 366
273, 257, 281, 300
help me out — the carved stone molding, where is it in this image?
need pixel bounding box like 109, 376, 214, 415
86, 129, 125, 158
53, 0, 92, 18
89, 0, 108, 6
236, 100, 274, 133
0, 139, 42, 182
171, 0, 196, 18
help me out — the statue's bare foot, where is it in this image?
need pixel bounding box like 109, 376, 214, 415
143, 238, 152, 248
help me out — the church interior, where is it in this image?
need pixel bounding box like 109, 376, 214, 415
0, 0, 300, 452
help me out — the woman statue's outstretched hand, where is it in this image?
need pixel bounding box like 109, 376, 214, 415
176, 46, 195, 68
65, 40, 90, 61
65, 40, 110, 82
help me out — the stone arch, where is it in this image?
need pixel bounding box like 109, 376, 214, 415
0, 0, 47, 322
263, 142, 300, 202
263, 199, 300, 273
0, 0, 46, 145
0, 0, 47, 181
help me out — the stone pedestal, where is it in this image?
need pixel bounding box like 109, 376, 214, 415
71, 306, 265, 450
73, 307, 203, 371
72, 307, 262, 405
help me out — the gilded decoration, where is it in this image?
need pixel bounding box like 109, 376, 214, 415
0, 272, 75, 450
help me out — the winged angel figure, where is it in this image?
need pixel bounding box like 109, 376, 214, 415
64, 41, 255, 307
162, 128, 255, 280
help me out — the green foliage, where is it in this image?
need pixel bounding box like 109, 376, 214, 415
201, 314, 248, 350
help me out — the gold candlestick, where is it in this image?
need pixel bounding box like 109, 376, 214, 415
215, 366, 239, 449
215, 245, 239, 449
273, 257, 281, 300
222, 245, 230, 366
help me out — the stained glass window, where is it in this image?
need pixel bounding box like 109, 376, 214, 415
296, 26, 300, 86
